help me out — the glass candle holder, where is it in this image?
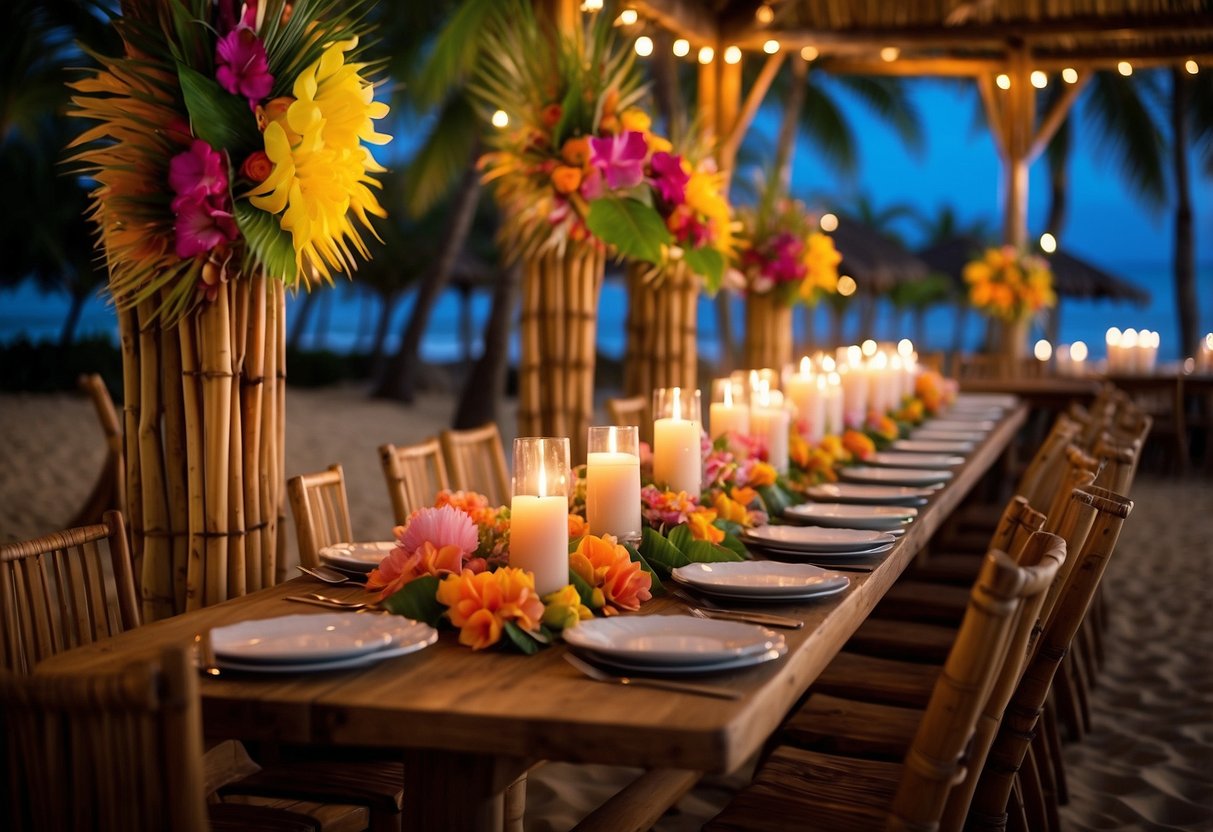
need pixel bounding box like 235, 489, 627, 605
511, 437, 570, 595
708, 378, 749, 440
585, 426, 642, 544
651, 387, 702, 496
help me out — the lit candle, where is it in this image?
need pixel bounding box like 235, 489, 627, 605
868, 351, 891, 417
1070, 340, 1089, 375
750, 381, 790, 473
839, 363, 868, 429
825, 371, 844, 435
1121, 328, 1139, 373
785, 356, 818, 418
709, 378, 750, 440
510, 437, 571, 595
1198, 333, 1213, 373
653, 387, 702, 496
1106, 327, 1122, 374
585, 426, 642, 544
806, 375, 828, 444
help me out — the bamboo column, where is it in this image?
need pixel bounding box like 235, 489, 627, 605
743, 293, 794, 371
623, 261, 699, 398
518, 244, 605, 462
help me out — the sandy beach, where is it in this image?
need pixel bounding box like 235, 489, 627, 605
1, 384, 1209, 830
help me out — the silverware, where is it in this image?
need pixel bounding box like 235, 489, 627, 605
297, 564, 366, 585
669, 587, 805, 629
562, 652, 742, 700
285, 593, 373, 610
805, 562, 875, 573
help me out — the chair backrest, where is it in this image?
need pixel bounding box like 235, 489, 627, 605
606, 395, 650, 437
887, 537, 1065, 832
1040, 445, 1099, 530
0, 510, 140, 675
70, 373, 126, 527
380, 438, 451, 524
967, 487, 1133, 831
990, 496, 1047, 564
287, 464, 352, 568
1017, 415, 1081, 508
440, 424, 510, 506
1, 647, 208, 832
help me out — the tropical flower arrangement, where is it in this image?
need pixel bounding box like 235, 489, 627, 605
472, 4, 730, 287
70, 0, 390, 321
963, 246, 1056, 322
735, 196, 842, 306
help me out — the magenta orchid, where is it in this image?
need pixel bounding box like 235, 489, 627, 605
169, 140, 229, 205
168, 140, 237, 259
173, 198, 238, 259
216, 15, 274, 108
649, 151, 689, 205
589, 131, 647, 190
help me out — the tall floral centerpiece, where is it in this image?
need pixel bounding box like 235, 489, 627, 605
963, 246, 1056, 373
474, 8, 726, 460
71, 0, 390, 618
737, 196, 841, 369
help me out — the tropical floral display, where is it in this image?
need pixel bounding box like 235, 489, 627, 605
963, 246, 1056, 322
70, 0, 390, 321
735, 196, 842, 305
472, 4, 731, 287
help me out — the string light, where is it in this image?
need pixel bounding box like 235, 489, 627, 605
724, 45, 742, 64
698, 45, 714, 64
1070, 341, 1089, 362
764, 39, 780, 54
755, 3, 774, 24
1118, 61, 1133, 76
617, 8, 638, 25
1031, 70, 1048, 88
1034, 340, 1053, 362
995, 73, 1011, 90
837, 276, 857, 297
800, 45, 818, 62
1186, 59, 1200, 74
880, 47, 899, 62
491, 110, 509, 128
819, 213, 838, 232
1040, 232, 1057, 253
1061, 67, 1079, 84
672, 38, 690, 57
580, 0, 603, 11
861, 339, 878, 357
634, 36, 653, 57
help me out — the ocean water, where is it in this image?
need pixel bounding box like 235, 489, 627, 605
2, 263, 1210, 365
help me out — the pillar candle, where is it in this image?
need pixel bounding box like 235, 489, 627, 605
709, 381, 750, 440
653, 386, 702, 496
750, 384, 790, 473
785, 357, 815, 418
586, 451, 641, 543
804, 375, 828, 444
825, 371, 844, 435
839, 364, 867, 428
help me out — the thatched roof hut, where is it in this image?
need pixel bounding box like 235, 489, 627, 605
830, 218, 929, 294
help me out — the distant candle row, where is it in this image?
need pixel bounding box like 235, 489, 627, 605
1106, 327, 1161, 374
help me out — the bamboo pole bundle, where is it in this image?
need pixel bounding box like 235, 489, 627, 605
273, 280, 287, 581
744, 293, 794, 370
135, 297, 174, 621
160, 312, 189, 613
118, 308, 143, 571
242, 274, 266, 593
226, 279, 247, 599
623, 262, 699, 398
178, 313, 205, 611
261, 281, 281, 586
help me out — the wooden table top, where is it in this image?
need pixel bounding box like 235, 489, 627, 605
38, 405, 1027, 776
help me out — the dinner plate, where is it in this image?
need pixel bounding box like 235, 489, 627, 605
783, 503, 917, 531
954, 393, 1018, 409
211, 613, 435, 663
749, 540, 896, 560
805, 482, 935, 506
868, 451, 966, 469
840, 466, 954, 487
214, 634, 437, 674
688, 582, 851, 603
741, 525, 896, 553
318, 541, 397, 572
922, 418, 996, 431
562, 615, 782, 666
576, 642, 788, 676
671, 561, 849, 598
910, 428, 988, 443
890, 439, 975, 454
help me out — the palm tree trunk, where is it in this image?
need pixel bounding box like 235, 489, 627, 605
373, 146, 482, 402
287, 291, 317, 351
454, 264, 518, 429
1171, 68, 1197, 357
369, 289, 399, 380
59, 288, 87, 347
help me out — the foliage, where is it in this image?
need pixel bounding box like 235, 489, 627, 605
735, 185, 842, 306
963, 246, 1056, 322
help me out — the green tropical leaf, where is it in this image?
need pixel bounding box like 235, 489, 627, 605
569, 568, 597, 608
624, 541, 664, 594
234, 201, 299, 284
713, 526, 748, 558
503, 620, 542, 655
667, 524, 745, 566
585, 197, 671, 264
176, 63, 260, 156
400, 96, 480, 218
638, 525, 687, 576
381, 575, 445, 626
413, 0, 501, 107
756, 483, 797, 518
683, 247, 725, 291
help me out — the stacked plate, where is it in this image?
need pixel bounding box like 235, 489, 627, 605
741, 524, 897, 559
867, 451, 966, 469
890, 438, 975, 454
563, 615, 787, 675
319, 541, 397, 572
805, 482, 937, 507
910, 427, 988, 443
208, 612, 437, 674
784, 502, 917, 532
671, 561, 850, 603
840, 465, 954, 487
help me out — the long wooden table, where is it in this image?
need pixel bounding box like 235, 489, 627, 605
38, 404, 1027, 830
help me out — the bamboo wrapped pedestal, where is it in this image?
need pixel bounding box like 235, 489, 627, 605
518, 244, 606, 462
991, 317, 1030, 378
623, 261, 699, 398
120, 274, 286, 619
744, 293, 794, 371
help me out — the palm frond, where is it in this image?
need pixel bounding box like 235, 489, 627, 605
412, 0, 501, 108
799, 81, 857, 174
1083, 70, 1168, 207
400, 96, 479, 218
833, 75, 925, 155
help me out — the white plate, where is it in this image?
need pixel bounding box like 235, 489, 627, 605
910, 428, 988, 443
841, 466, 954, 487
671, 561, 849, 597
923, 418, 996, 431
577, 642, 788, 676
688, 582, 851, 603
954, 393, 1018, 408
868, 452, 966, 469
805, 483, 935, 506
750, 540, 897, 559
741, 525, 896, 553
318, 541, 397, 572
211, 613, 428, 663
562, 615, 782, 665
214, 634, 437, 674
890, 439, 975, 454
784, 503, 917, 531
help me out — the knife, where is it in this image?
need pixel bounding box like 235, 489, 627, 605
691, 607, 805, 630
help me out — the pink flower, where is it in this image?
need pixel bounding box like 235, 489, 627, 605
649, 152, 689, 205
169, 140, 228, 204
589, 131, 647, 190
399, 505, 480, 560
173, 196, 237, 259
216, 20, 274, 107
578, 165, 604, 200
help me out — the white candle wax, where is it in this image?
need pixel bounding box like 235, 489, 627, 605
510, 494, 570, 595
826, 372, 843, 435
653, 417, 701, 496
586, 451, 641, 542
839, 365, 868, 428
785, 366, 816, 420
803, 375, 827, 444
751, 406, 790, 473
709, 401, 749, 439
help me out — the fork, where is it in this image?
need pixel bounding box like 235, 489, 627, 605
297, 564, 366, 585
285, 592, 373, 610
669, 587, 805, 630
562, 652, 742, 700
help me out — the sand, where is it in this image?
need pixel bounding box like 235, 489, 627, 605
2, 384, 1209, 830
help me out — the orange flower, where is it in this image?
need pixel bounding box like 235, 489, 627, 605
688, 509, 725, 543
806, 447, 838, 482
435, 568, 546, 650
819, 434, 849, 463
842, 430, 876, 461
747, 461, 777, 487
240, 151, 273, 183
731, 486, 758, 508
790, 433, 810, 468
561, 136, 591, 166
366, 541, 465, 600
569, 535, 652, 615
551, 165, 583, 194
712, 492, 747, 525
568, 513, 589, 540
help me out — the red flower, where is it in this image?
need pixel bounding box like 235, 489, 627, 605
240, 151, 273, 183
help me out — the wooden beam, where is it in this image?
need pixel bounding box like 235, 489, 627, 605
1028, 73, 1090, 163
1003, 45, 1031, 248
720, 51, 786, 175
977, 73, 1007, 162
697, 56, 717, 143
632, 0, 718, 47
819, 57, 1003, 77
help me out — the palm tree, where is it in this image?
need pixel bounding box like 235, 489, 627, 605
1169, 68, 1213, 357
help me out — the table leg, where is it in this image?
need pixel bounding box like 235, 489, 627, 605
401, 749, 529, 832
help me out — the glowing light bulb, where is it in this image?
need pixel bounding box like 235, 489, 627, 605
672, 38, 690, 57
838, 276, 856, 297
1039, 232, 1057, 253
698, 46, 714, 64
800, 45, 818, 62
1186, 59, 1199, 75
634, 36, 653, 57
580, 0, 603, 11
880, 47, 899, 62
755, 4, 774, 24
618, 8, 638, 25
1062, 67, 1079, 84
1034, 339, 1053, 361
1031, 70, 1048, 88
1070, 341, 1089, 362
1118, 61, 1133, 76
764, 39, 780, 54
491, 109, 509, 128
724, 45, 742, 64
996, 73, 1011, 90
820, 213, 838, 232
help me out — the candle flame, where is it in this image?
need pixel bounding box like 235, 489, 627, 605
1106, 326, 1122, 346
799, 356, 811, 375
822, 355, 836, 372
671, 386, 682, 421
722, 382, 734, 407
897, 338, 914, 357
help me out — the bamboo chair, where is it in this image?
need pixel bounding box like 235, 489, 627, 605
707, 539, 1065, 832
440, 423, 510, 506
288, 464, 353, 568
379, 438, 450, 524
69, 373, 126, 527
605, 395, 650, 443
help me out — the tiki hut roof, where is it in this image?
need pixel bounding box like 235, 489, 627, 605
830, 217, 929, 293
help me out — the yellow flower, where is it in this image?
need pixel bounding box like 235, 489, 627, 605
712, 492, 748, 525
541, 584, 593, 630
685, 169, 733, 254
800, 232, 841, 300
688, 509, 725, 543
747, 461, 777, 487
620, 108, 651, 133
